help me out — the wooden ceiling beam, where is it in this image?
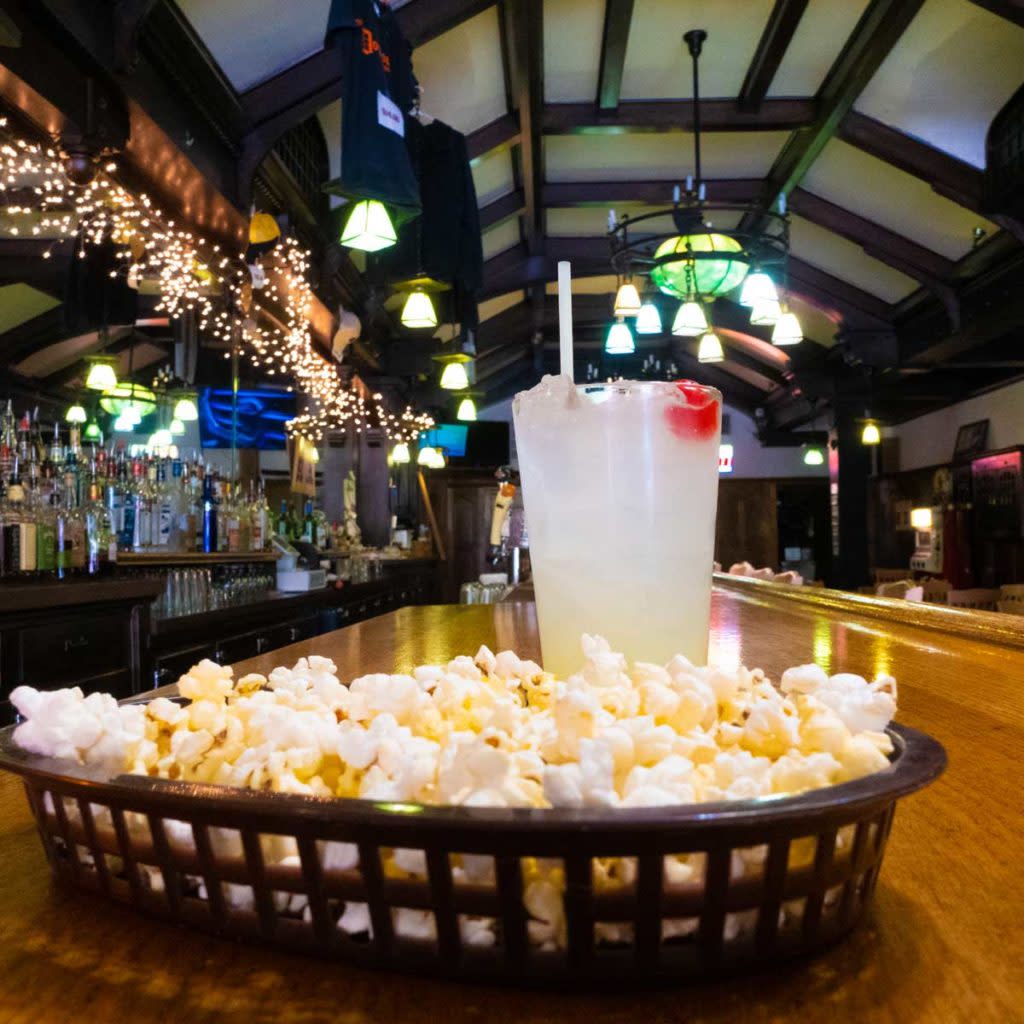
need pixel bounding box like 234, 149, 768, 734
467, 112, 521, 162
543, 178, 761, 206
479, 188, 525, 231
738, 0, 810, 113
544, 98, 817, 134
787, 255, 894, 326
596, 0, 635, 111
396, 0, 496, 48
966, 1, 1024, 27
748, 0, 926, 216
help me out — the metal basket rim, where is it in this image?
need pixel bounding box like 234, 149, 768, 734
0, 717, 946, 833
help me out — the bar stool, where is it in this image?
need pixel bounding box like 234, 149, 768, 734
946, 588, 1000, 611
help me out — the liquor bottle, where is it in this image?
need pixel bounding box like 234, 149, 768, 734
167, 454, 186, 551
84, 480, 115, 576
7, 459, 36, 575
16, 411, 31, 466
236, 485, 251, 552
201, 471, 218, 553
30, 467, 56, 575
131, 457, 152, 551
275, 499, 290, 540
0, 400, 16, 481
313, 504, 330, 550
250, 479, 268, 551
55, 480, 85, 579
154, 458, 172, 548
301, 499, 315, 544
225, 484, 241, 553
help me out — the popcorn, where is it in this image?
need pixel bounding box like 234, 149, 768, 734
14, 636, 900, 955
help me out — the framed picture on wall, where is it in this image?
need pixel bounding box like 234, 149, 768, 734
953, 419, 989, 460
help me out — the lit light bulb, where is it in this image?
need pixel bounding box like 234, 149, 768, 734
401, 290, 438, 329
739, 271, 777, 308
113, 413, 134, 432
613, 281, 642, 317
772, 311, 803, 346
149, 428, 173, 449
605, 319, 635, 354
83, 421, 102, 441
418, 445, 437, 466
671, 300, 707, 337
750, 298, 782, 326
697, 331, 724, 363
861, 422, 881, 446
173, 396, 198, 421
635, 302, 662, 334
65, 403, 87, 423
439, 362, 469, 389
340, 199, 397, 252
85, 359, 118, 391
391, 442, 411, 464
169, 418, 186, 436
803, 446, 825, 466
456, 397, 477, 421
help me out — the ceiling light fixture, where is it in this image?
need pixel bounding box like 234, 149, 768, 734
739, 271, 778, 308
401, 289, 438, 329
65, 403, 87, 424
457, 397, 477, 421
439, 362, 470, 390
613, 281, 642, 317
861, 421, 881, 446
173, 395, 198, 421
697, 331, 724, 363
635, 302, 663, 334
605, 318, 635, 354
85, 357, 118, 392
391, 442, 411, 464
772, 310, 803, 346
803, 446, 825, 466
340, 199, 397, 252
671, 300, 708, 337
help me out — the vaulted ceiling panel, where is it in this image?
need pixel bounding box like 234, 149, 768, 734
0, 284, 60, 336
480, 291, 525, 323
413, 6, 508, 133
543, 0, 606, 102
545, 131, 790, 182
472, 147, 517, 207
789, 215, 918, 302
768, 0, 872, 97
546, 205, 743, 236
482, 218, 522, 261
620, 0, 774, 100
180, 0, 332, 92
856, 0, 1024, 167
801, 137, 995, 259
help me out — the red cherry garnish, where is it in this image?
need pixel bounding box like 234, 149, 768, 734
664, 380, 720, 440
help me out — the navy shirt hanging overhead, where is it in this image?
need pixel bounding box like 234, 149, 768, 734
324, 0, 421, 222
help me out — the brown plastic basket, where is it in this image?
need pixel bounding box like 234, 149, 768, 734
0, 718, 945, 986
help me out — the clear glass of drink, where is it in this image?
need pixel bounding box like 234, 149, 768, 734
513, 376, 722, 676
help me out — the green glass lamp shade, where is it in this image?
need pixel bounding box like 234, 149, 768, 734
456, 397, 477, 421
803, 447, 825, 466
98, 384, 157, 418
650, 233, 748, 299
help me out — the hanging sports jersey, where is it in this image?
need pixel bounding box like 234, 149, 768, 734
324, 0, 421, 221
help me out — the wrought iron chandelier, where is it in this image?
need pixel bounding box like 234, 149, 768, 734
607, 29, 802, 358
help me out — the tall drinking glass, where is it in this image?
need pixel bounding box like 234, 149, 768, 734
513, 376, 722, 676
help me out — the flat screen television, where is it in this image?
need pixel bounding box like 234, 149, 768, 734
421, 421, 510, 467
198, 388, 296, 450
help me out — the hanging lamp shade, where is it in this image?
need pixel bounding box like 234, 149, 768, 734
431, 448, 447, 468
391, 442, 411, 465
83, 421, 102, 442
697, 331, 724, 363
613, 281, 642, 317
672, 300, 708, 337
149, 428, 173, 449
605, 319, 635, 354
65, 403, 87, 424
173, 396, 199, 421
457, 397, 477, 421
418, 445, 437, 466
112, 413, 134, 432
635, 302, 662, 334
85, 358, 118, 392
340, 199, 397, 252
650, 234, 748, 299
749, 298, 782, 326
772, 311, 803, 346
401, 290, 438, 329
861, 422, 881, 446
803, 446, 825, 466
99, 383, 157, 418
439, 362, 470, 390
169, 418, 186, 436
739, 271, 778, 308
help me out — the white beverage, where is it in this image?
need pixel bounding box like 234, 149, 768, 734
513, 376, 722, 675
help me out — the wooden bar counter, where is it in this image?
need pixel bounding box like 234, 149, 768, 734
1, 583, 1021, 1022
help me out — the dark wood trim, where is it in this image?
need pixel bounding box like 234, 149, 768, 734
787, 256, 895, 326
467, 112, 521, 162
543, 178, 762, 206
479, 189, 526, 230
395, 0, 496, 48
738, 0, 810, 113
966, 0, 1024, 27
544, 98, 817, 134
596, 0, 635, 111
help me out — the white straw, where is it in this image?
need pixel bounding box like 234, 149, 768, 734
557, 260, 574, 381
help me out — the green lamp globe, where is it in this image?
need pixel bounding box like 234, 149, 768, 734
650, 233, 748, 299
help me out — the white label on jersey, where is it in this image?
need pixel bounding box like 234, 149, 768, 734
377, 91, 404, 137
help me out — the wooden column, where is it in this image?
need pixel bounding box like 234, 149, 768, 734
833, 400, 873, 589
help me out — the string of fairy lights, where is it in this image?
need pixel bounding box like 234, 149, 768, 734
0, 118, 434, 444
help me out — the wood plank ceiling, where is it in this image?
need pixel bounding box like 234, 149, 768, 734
1, 0, 1023, 435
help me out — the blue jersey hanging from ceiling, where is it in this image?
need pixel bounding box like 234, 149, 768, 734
324, 0, 421, 224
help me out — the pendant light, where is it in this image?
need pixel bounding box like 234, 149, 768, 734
861, 422, 881, 446
457, 397, 477, 421
173, 395, 198, 421
340, 199, 397, 252
697, 331, 724, 363
772, 310, 803, 346
613, 281, 642, 318
391, 442, 411, 464
65, 403, 87, 424
401, 289, 438, 329
432, 448, 447, 468
439, 362, 470, 390
113, 413, 134, 432
803, 446, 825, 466
169, 418, 186, 436
672, 300, 708, 337
739, 271, 777, 308
85, 357, 118, 392
635, 302, 663, 335
123, 403, 143, 426
84, 421, 102, 442
605, 319, 635, 354
149, 428, 173, 449
418, 445, 437, 467
750, 298, 782, 326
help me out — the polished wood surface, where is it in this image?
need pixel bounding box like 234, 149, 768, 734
1, 590, 1021, 1022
